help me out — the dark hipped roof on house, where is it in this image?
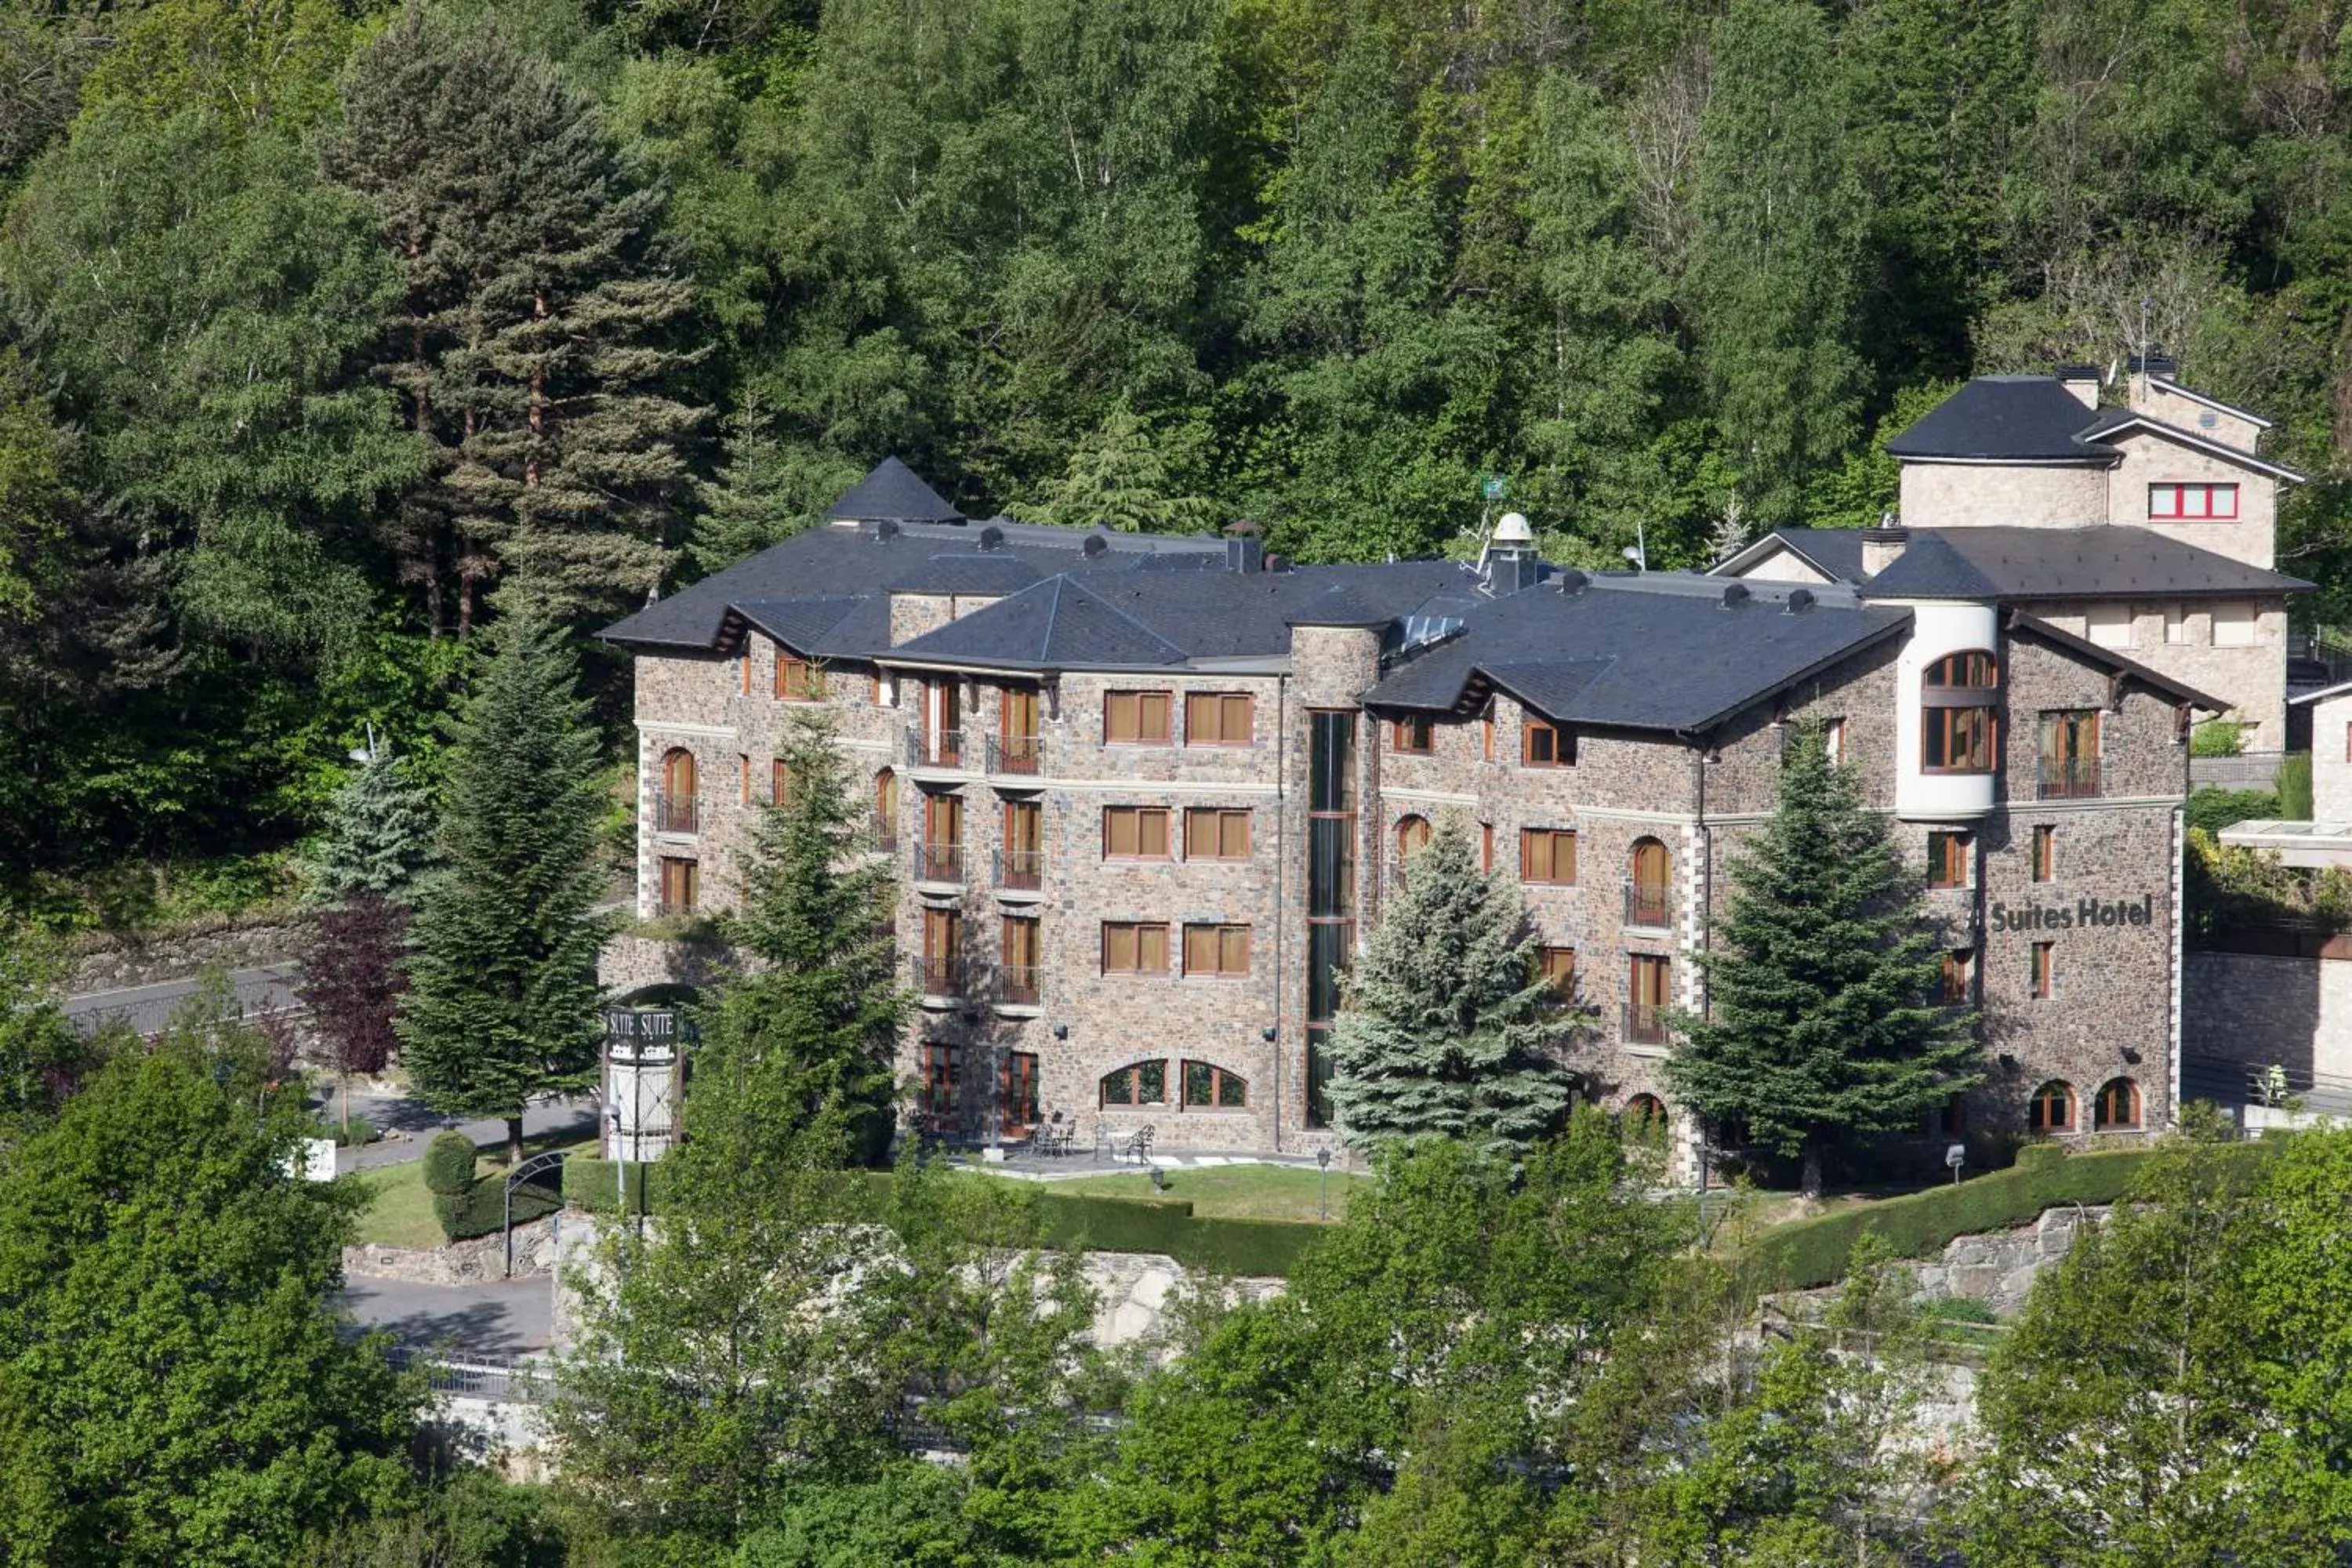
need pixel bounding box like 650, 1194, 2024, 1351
1886, 376, 2119, 462
1857, 526, 2312, 601
887, 576, 1189, 669
1364, 575, 1911, 735
826, 456, 967, 524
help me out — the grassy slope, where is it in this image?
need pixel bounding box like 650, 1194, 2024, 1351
1011, 1163, 1369, 1223
350, 1134, 597, 1248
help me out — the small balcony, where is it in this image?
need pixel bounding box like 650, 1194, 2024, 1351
913, 840, 964, 884
912, 953, 975, 1000
989, 733, 1045, 776
909, 728, 966, 770
2038, 758, 2100, 800
874, 813, 899, 853
651, 791, 698, 835
1624, 884, 1672, 930
1622, 1001, 1669, 1047
995, 847, 1044, 893
996, 963, 1040, 1007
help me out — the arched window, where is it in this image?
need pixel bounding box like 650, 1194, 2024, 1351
874, 768, 899, 848
659, 749, 697, 833
1628, 837, 1671, 927
2094, 1077, 2141, 1131
1922, 651, 1998, 774
1101, 1059, 1168, 1108
2030, 1080, 2077, 1134
1182, 1059, 1248, 1109
1624, 1093, 1668, 1134
1396, 814, 1432, 877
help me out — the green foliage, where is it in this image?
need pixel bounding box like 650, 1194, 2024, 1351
1326, 813, 1581, 1152
2190, 718, 2249, 756
0, 919, 96, 1135
434, 1174, 563, 1243
2279, 750, 2314, 819
302, 749, 437, 906
2183, 824, 2352, 941
2186, 784, 2278, 834
1021, 400, 1214, 532
698, 700, 909, 1172
0, 998, 419, 1563
397, 617, 609, 1157
1668, 718, 1982, 1190
1747, 1144, 2171, 1290
423, 1131, 479, 1197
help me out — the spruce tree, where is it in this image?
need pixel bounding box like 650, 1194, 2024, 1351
1665, 718, 1980, 1195
688, 701, 908, 1175
396, 615, 608, 1162
1024, 401, 1211, 533
329, 9, 705, 630
1326, 815, 1581, 1152
300, 742, 435, 905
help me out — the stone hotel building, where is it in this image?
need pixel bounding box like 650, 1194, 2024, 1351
601, 357, 2304, 1168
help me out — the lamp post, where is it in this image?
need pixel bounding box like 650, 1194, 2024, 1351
1316, 1147, 1331, 1221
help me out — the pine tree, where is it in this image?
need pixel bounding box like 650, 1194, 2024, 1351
687, 701, 909, 1177
1665, 718, 1980, 1195
396, 615, 608, 1163
300, 743, 435, 906
328, 9, 706, 631
1325, 815, 1581, 1152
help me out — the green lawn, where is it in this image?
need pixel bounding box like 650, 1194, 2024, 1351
1026, 1163, 1368, 1223
349, 1133, 596, 1250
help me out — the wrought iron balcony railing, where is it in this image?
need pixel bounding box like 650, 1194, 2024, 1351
911, 953, 972, 998
989, 733, 1044, 775
2037, 757, 2100, 800
1624, 884, 1672, 929
909, 728, 965, 769
996, 963, 1040, 1007
1622, 1001, 1669, 1047
995, 847, 1044, 891
913, 840, 964, 884
651, 790, 698, 835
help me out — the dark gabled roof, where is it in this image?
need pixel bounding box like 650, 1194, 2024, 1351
2073, 407, 2307, 482
1886, 376, 2118, 463
1363, 575, 1911, 735
889, 576, 1188, 670
731, 597, 866, 655
826, 456, 966, 524
1860, 525, 2310, 601
1713, 528, 1869, 583
2003, 609, 2229, 713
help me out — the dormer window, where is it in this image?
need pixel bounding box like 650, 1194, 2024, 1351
2149, 483, 2237, 521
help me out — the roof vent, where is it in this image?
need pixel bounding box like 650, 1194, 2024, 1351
1784, 587, 1815, 614
978, 524, 1004, 551
1553, 568, 1588, 595
1490, 511, 1534, 547
1081, 534, 1108, 558
1721, 582, 1751, 608
875, 519, 900, 541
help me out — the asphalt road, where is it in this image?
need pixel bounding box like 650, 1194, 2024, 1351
321, 1088, 602, 1172
339, 1275, 556, 1356
64, 962, 302, 1038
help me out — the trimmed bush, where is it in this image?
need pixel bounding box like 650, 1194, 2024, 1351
562, 1156, 666, 1217
1744, 1142, 2279, 1290
332, 1118, 378, 1148
423, 1131, 477, 1196
436, 1175, 563, 1242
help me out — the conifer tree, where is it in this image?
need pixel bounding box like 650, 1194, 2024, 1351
329, 8, 705, 631
690, 700, 908, 1174
300, 742, 435, 906
1666, 718, 1979, 1195
1024, 401, 1211, 533
1326, 815, 1581, 1152
396, 615, 608, 1162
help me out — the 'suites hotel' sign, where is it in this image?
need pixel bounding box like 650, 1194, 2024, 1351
1989, 895, 2156, 933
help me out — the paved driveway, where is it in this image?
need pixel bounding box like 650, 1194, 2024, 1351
339, 1275, 556, 1356
318, 1089, 601, 1172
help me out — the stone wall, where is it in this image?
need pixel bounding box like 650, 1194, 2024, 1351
1908, 1204, 2102, 1318
2183, 949, 2352, 1081
68, 913, 309, 994
346, 1215, 564, 1284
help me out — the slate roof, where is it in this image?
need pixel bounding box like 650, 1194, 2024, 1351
826, 456, 966, 524
1886, 377, 2118, 462
1857, 526, 2311, 601
1363, 575, 1912, 734
889, 577, 1189, 670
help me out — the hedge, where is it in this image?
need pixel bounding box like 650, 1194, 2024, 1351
435, 1177, 564, 1242
1743, 1142, 2279, 1290
560, 1158, 1323, 1276
423, 1131, 478, 1197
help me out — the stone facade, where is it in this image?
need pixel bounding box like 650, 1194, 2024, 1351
2183, 949, 2352, 1083
620, 587, 2190, 1167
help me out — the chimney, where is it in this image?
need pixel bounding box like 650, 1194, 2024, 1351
2125, 347, 2180, 414
2056, 363, 2100, 410
1860, 525, 1908, 577
1224, 519, 1264, 574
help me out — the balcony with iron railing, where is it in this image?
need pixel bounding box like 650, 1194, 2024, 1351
995, 963, 1040, 1007
988, 733, 1044, 776
911, 953, 976, 1000
1622, 1001, 1669, 1047
995, 847, 1044, 892
1623, 883, 1672, 930
2037, 757, 2100, 800
651, 790, 698, 835
874, 812, 899, 853
913, 840, 964, 884
909, 728, 966, 770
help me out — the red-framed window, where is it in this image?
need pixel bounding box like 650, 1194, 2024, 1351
2148, 482, 2238, 521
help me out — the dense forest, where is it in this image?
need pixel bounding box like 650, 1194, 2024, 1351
4, 0, 2350, 906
